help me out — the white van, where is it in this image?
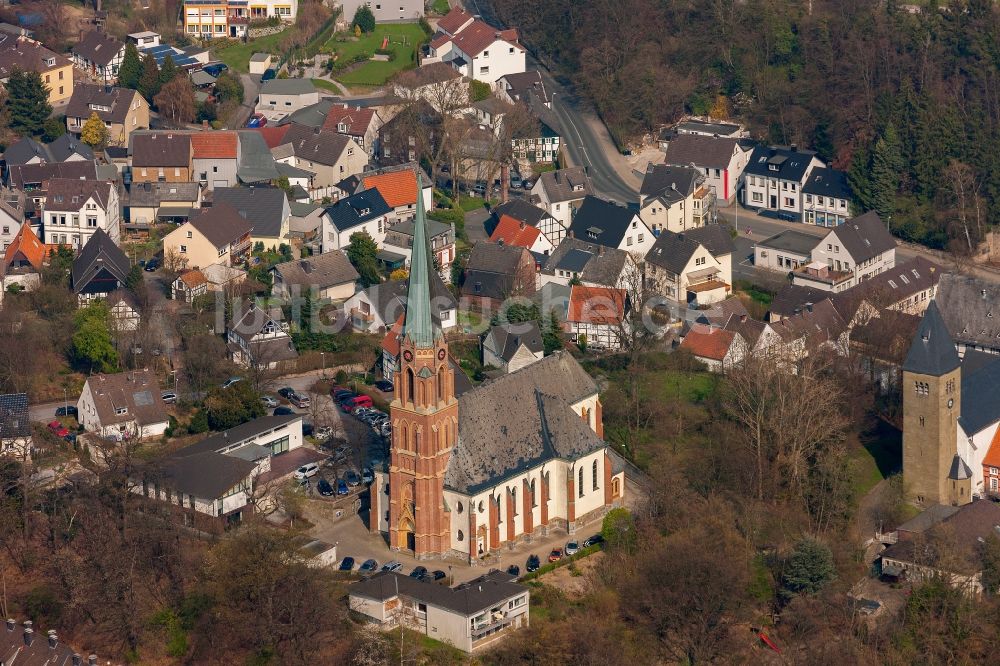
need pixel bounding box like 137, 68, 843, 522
293, 463, 319, 480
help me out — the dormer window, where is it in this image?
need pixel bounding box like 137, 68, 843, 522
768, 164, 779, 171
44, 57, 55, 67
338, 123, 347, 132
115, 406, 128, 415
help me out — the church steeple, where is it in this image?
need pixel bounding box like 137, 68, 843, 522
402, 175, 441, 349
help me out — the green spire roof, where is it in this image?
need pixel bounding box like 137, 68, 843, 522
402, 173, 441, 348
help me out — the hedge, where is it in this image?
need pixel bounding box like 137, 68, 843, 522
519, 543, 602, 582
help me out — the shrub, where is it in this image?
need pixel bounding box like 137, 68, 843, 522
782, 538, 835, 596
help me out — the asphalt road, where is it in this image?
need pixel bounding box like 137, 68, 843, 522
226, 73, 260, 130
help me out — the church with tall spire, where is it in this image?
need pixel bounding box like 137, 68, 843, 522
371, 176, 626, 561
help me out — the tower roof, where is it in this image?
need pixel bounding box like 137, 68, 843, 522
903, 300, 960, 376
401, 174, 441, 348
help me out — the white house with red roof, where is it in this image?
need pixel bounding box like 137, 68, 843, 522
489, 214, 553, 256
422, 7, 525, 85
322, 103, 383, 155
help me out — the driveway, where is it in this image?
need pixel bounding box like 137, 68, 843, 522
225, 73, 260, 130
464, 208, 490, 244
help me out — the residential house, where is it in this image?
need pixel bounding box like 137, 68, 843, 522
741, 145, 824, 218
71, 31, 126, 84
381, 217, 455, 281
173, 269, 208, 303
227, 302, 299, 370
359, 165, 434, 221
638, 164, 716, 233
829, 256, 943, 327
540, 238, 637, 290
679, 323, 745, 372
343, 274, 457, 334
0, 189, 27, 253
191, 131, 240, 190
530, 167, 594, 230
340, 0, 422, 22
0, 34, 73, 105
768, 298, 848, 359
663, 133, 751, 205
71, 228, 130, 303
213, 185, 291, 249
127, 30, 161, 49
483, 321, 544, 373
41, 178, 120, 249
172, 263, 246, 301
8, 161, 98, 208
320, 188, 391, 251
276, 161, 315, 200
163, 203, 252, 270
568, 196, 655, 257
392, 62, 467, 111
107, 289, 141, 332
934, 274, 1000, 356
78, 369, 169, 440
473, 96, 560, 165
644, 224, 735, 305
126, 181, 202, 228
754, 229, 822, 273
377, 100, 443, 167
183, 0, 297, 40
273, 123, 367, 197
321, 103, 383, 155
133, 414, 305, 531
0, 223, 45, 296
563, 284, 628, 350
723, 313, 788, 361
983, 429, 1000, 495
497, 70, 551, 107
130, 132, 193, 183
422, 8, 526, 85
488, 200, 561, 247
802, 167, 852, 227
767, 284, 834, 322
349, 570, 529, 653
673, 118, 746, 139
461, 241, 536, 310
66, 84, 149, 147
0, 393, 31, 459
255, 79, 319, 123
797, 211, 896, 292
489, 213, 554, 257
3, 135, 94, 166
271, 250, 359, 301
880, 500, 1000, 595
288, 201, 325, 241
235, 129, 283, 185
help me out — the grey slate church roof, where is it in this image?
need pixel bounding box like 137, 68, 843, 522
935, 273, 1000, 351
902, 301, 960, 376
446, 351, 600, 494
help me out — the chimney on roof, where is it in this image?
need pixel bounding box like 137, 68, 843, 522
5, 619, 14, 631
47, 630, 58, 649
790, 143, 797, 152
497, 238, 505, 246
518, 220, 525, 230
73, 655, 82, 666
89, 656, 97, 666
567, 230, 573, 239
598, 245, 604, 256
805, 302, 813, 312
23, 621, 33, 646
740, 314, 747, 322
983, 289, 988, 299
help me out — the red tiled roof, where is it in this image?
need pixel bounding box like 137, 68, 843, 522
438, 7, 474, 34
250, 125, 292, 149
3, 222, 45, 271
381, 314, 405, 357
430, 33, 453, 50
679, 324, 736, 361
984, 428, 1000, 470
489, 214, 541, 249
452, 20, 521, 58
568, 285, 626, 325
322, 104, 377, 136
191, 131, 238, 159
363, 169, 418, 209
179, 269, 208, 289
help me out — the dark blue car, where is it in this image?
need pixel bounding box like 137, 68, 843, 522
337, 479, 349, 495
339, 557, 355, 571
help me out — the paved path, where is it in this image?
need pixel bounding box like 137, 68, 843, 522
226, 73, 260, 130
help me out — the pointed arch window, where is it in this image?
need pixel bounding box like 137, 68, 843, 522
578, 466, 584, 497
406, 367, 415, 404
592, 459, 599, 491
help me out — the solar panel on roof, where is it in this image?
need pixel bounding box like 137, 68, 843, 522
133, 390, 153, 406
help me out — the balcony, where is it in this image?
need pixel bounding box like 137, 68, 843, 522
791, 261, 853, 290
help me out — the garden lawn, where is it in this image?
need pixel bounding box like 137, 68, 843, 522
432, 0, 450, 13
311, 78, 341, 93
327, 23, 427, 86
214, 30, 289, 72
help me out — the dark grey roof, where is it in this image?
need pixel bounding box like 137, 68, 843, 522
462, 242, 530, 301
127, 181, 201, 207
542, 238, 629, 287
769, 284, 831, 319
384, 217, 451, 239
189, 202, 252, 248
71, 228, 130, 294
675, 119, 742, 136
175, 413, 301, 458
259, 78, 316, 96
0, 392, 29, 440
640, 164, 702, 203
213, 186, 288, 238
131, 132, 191, 167
486, 321, 543, 362
934, 274, 1000, 351
276, 98, 336, 128
273, 250, 359, 289
948, 453, 973, 480
664, 133, 743, 170
0, 618, 82, 665
72, 30, 124, 67
8, 160, 98, 189
743, 145, 817, 182
153, 450, 256, 499
567, 196, 638, 249
684, 224, 734, 257
278, 123, 353, 166
897, 503, 960, 534
2, 137, 47, 165
881, 499, 1000, 574
831, 211, 895, 263
902, 301, 960, 376
756, 229, 821, 256
499, 70, 550, 104
47, 134, 95, 162
556, 248, 591, 273
324, 188, 390, 232
447, 351, 601, 494
959, 353, 1000, 435
489, 199, 551, 234
536, 167, 593, 203
363, 274, 456, 326
802, 167, 851, 200
236, 130, 282, 183
66, 84, 141, 125
644, 230, 701, 273
350, 570, 527, 616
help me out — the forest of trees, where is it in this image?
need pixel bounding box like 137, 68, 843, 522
490, 0, 1000, 251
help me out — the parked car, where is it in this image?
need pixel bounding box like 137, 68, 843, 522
278, 387, 296, 399
374, 380, 394, 392
261, 68, 276, 81
339, 557, 355, 571
526, 555, 541, 572
246, 113, 267, 128
222, 377, 242, 389
582, 534, 605, 548
507, 565, 520, 577
314, 425, 333, 439
510, 172, 522, 188
334, 391, 358, 404
47, 420, 70, 437
359, 559, 378, 573
55, 405, 78, 417
342, 395, 372, 413
409, 566, 428, 579
431, 570, 447, 581
293, 463, 319, 480
362, 467, 374, 484
302, 423, 313, 437
336, 479, 349, 495
354, 407, 374, 419
381, 561, 403, 573
160, 392, 177, 404
565, 541, 579, 556
143, 259, 159, 272
317, 478, 335, 496
274, 406, 294, 416
260, 396, 278, 408
548, 549, 563, 563
344, 470, 361, 487
289, 393, 311, 408
203, 62, 228, 77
